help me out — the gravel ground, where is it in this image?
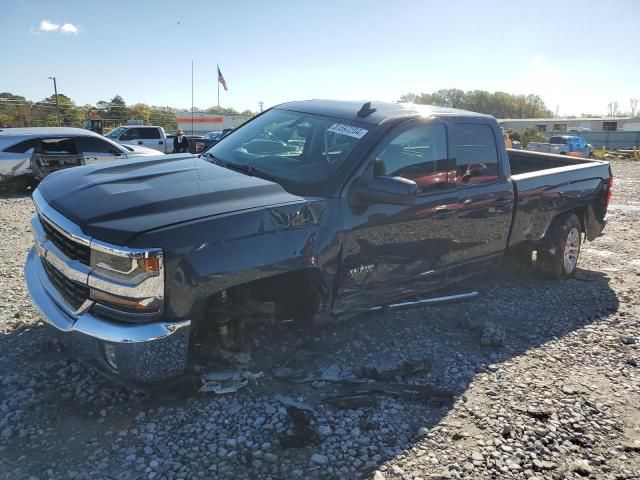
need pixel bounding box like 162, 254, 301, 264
0, 161, 638, 480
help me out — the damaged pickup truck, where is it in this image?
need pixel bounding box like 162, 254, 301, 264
24, 100, 613, 386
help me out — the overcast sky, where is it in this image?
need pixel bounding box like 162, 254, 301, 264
1, 0, 639, 116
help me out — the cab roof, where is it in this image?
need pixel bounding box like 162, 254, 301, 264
274, 99, 493, 125
0, 127, 101, 138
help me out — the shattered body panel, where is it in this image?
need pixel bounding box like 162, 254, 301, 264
0, 152, 31, 179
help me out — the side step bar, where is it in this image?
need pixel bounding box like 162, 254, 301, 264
369, 291, 478, 312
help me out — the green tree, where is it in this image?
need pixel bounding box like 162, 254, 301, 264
106, 95, 130, 124
519, 127, 547, 147
0, 92, 32, 127
398, 89, 553, 118
131, 103, 152, 124
149, 106, 177, 131
205, 106, 240, 115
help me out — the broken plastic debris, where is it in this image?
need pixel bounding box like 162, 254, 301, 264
199, 370, 263, 394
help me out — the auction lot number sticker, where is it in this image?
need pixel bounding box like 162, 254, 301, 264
327, 123, 368, 139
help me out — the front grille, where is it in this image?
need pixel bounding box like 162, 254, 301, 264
40, 216, 90, 265
41, 257, 90, 311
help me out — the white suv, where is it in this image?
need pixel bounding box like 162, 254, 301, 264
0, 127, 161, 186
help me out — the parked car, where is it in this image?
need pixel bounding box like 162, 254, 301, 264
105, 125, 173, 153
527, 135, 590, 158
105, 125, 202, 154
195, 131, 222, 153
24, 100, 612, 386
196, 128, 236, 154
0, 127, 161, 184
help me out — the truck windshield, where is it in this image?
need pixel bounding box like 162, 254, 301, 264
105, 127, 127, 139
549, 136, 568, 144
205, 109, 368, 191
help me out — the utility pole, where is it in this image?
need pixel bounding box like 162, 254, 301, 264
48, 76, 61, 126
191, 61, 194, 135
258, 101, 264, 112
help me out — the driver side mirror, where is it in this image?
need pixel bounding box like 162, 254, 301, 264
355, 176, 418, 206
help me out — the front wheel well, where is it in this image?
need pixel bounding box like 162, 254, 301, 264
192, 268, 327, 338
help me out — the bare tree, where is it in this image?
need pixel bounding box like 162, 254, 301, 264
608, 101, 620, 117
631, 98, 639, 117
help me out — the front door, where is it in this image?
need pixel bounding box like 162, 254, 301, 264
335, 119, 459, 313
76, 136, 122, 164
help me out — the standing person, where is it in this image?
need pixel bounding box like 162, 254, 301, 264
173, 129, 190, 153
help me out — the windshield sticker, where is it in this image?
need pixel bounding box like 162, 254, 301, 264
327, 123, 368, 139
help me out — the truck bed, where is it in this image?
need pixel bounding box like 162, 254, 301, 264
506, 149, 611, 247
507, 149, 593, 175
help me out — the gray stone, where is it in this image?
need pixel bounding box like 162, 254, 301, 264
311, 453, 329, 465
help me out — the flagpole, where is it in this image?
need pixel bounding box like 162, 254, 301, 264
191, 60, 194, 135
217, 64, 220, 108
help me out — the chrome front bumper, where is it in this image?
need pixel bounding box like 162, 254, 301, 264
23, 191, 191, 384
25, 247, 191, 383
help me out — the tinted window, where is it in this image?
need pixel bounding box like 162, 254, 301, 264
549, 136, 568, 144
120, 128, 140, 140
76, 136, 119, 154
455, 124, 499, 186
140, 127, 161, 139
104, 127, 127, 139
374, 123, 451, 192
39, 138, 77, 155
3, 138, 39, 153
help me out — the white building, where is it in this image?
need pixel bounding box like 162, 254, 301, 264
176, 112, 250, 135
499, 116, 640, 133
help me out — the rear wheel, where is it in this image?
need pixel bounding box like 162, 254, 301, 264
537, 213, 582, 279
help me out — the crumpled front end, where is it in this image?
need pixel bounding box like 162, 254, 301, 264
23, 190, 191, 385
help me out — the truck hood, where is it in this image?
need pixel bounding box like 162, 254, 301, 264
37, 155, 305, 245
121, 144, 163, 156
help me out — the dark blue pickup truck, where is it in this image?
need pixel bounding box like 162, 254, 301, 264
24, 100, 613, 386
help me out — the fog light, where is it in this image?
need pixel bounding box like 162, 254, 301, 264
103, 343, 118, 371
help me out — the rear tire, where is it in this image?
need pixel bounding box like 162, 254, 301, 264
537, 213, 582, 279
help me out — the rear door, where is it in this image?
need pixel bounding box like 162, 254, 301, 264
76, 136, 124, 164
31, 137, 83, 179
139, 127, 165, 152
447, 122, 514, 278
337, 119, 459, 311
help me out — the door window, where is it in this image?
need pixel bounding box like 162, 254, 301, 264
139, 128, 161, 139
39, 138, 77, 155
120, 128, 141, 140
76, 137, 120, 154
3, 138, 39, 153
455, 124, 500, 186
374, 123, 451, 193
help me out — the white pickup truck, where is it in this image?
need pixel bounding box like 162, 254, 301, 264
104, 126, 200, 154
105, 126, 171, 153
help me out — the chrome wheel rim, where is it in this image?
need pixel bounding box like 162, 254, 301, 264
563, 227, 580, 274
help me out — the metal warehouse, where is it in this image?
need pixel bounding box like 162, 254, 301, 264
498, 116, 640, 133
499, 117, 640, 149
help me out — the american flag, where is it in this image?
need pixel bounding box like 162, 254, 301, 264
217, 65, 228, 91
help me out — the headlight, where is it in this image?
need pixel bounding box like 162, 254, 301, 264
89, 241, 164, 314
91, 249, 161, 283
